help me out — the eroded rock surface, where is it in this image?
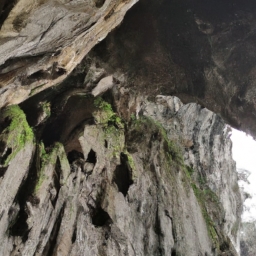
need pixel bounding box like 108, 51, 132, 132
0, 0, 137, 106
0, 0, 249, 255
1, 0, 256, 137
0, 87, 241, 255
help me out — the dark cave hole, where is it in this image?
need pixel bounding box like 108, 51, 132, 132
104, 139, 108, 148
171, 249, 177, 256
95, 0, 105, 8
52, 67, 66, 79
67, 150, 84, 164
113, 153, 133, 196
86, 149, 97, 164
26, 70, 49, 83
0, 116, 11, 134
72, 227, 77, 243
0, 0, 17, 29
27, 195, 40, 206
51, 157, 62, 207
0, 147, 12, 166
9, 207, 29, 242
91, 207, 112, 227
0, 166, 8, 177
220, 241, 230, 252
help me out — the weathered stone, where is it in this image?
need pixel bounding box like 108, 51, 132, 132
0, 91, 241, 255
0, 0, 251, 255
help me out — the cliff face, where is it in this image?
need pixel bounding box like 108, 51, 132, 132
0, 0, 248, 255
0, 80, 241, 255
1, 0, 256, 138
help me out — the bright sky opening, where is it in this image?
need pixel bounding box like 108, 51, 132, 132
231, 128, 256, 222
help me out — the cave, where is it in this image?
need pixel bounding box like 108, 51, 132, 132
113, 153, 133, 196
91, 207, 112, 227
0, 0, 255, 255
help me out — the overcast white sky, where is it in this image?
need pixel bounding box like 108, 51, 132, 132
231, 128, 256, 222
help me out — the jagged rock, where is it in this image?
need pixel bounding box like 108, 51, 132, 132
0, 91, 241, 255
0, 0, 251, 255
0, 0, 137, 107
0, 0, 256, 138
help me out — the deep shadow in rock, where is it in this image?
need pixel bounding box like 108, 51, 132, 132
86, 149, 97, 164
8, 206, 29, 242
67, 150, 84, 164
113, 153, 133, 196
0, 147, 12, 166
92, 207, 112, 227
0, 0, 17, 29
42, 204, 65, 256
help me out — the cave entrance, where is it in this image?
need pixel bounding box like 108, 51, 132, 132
113, 153, 134, 196
86, 149, 97, 164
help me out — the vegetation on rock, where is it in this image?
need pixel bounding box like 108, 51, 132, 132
0, 105, 34, 166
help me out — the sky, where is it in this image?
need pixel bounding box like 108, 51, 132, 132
231, 128, 256, 222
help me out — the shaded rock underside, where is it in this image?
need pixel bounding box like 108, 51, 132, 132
0, 0, 249, 255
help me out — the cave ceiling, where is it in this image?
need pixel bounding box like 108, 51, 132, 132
0, 0, 256, 137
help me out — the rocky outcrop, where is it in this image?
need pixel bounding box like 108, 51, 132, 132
0, 0, 248, 255
91, 0, 256, 138
141, 96, 242, 252
0, 83, 242, 255
0, 0, 137, 106
1, 0, 256, 138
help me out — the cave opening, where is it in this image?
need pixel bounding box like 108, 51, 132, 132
0, 147, 12, 166
113, 153, 133, 196
95, 0, 105, 8
0, 166, 7, 177
86, 149, 97, 164
72, 226, 77, 244
91, 207, 112, 227
8, 207, 29, 242
0, 0, 17, 29
0, 116, 11, 134
171, 249, 177, 256
67, 150, 84, 164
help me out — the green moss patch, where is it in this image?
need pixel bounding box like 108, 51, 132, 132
34, 142, 68, 194
130, 116, 183, 165
192, 183, 220, 249
0, 105, 34, 166
93, 97, 124, 128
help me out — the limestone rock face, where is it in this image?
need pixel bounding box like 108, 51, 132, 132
0, 0, 248, 255
0, 0, 137, 106
0, 84, 241, 255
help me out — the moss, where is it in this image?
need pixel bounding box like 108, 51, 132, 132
131, 116, 183, 165
184, 165, 194, 179
34, 142, 64, 193
40, 101, 51, 118
192, 183, 219, 248
93, 97, 124, 128
126, 152, 135, 170
93, 97, 126, 160
130, 113, 136, 121
182, 164, 221, 249
29, 83, 46, 96
123, 150, 137, 179
0, 105, 34, 166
